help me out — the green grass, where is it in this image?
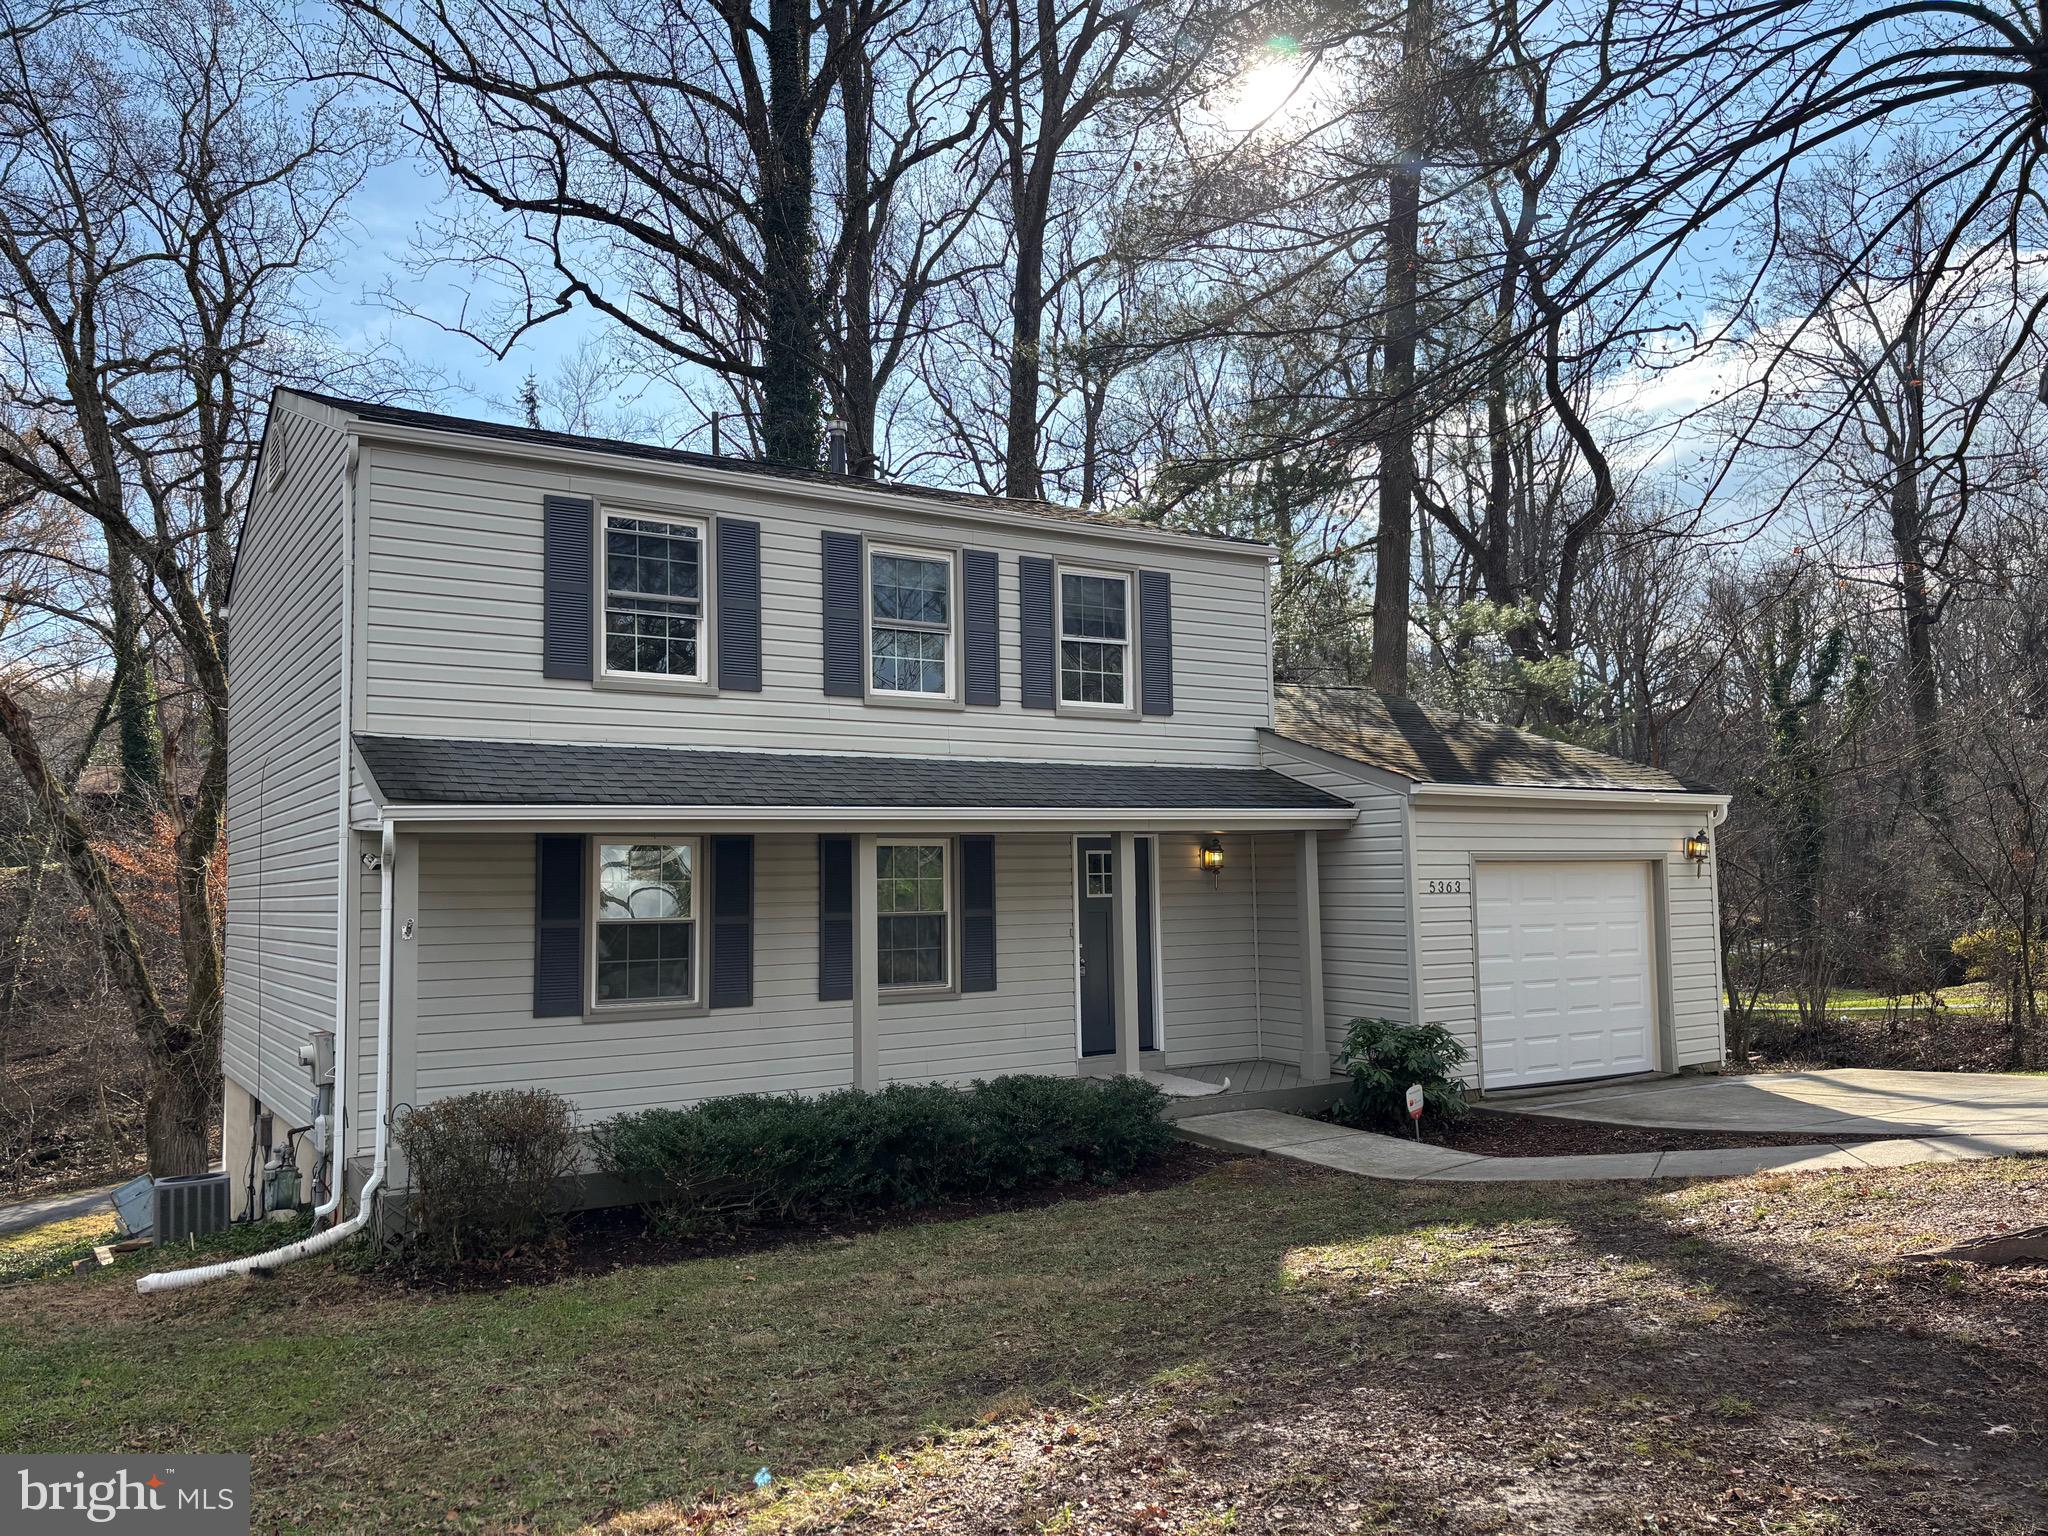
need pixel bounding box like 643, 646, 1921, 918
3, 1156, 2044, 1535
1727, 983, 2006, 1015
0, 1212, 120, 1284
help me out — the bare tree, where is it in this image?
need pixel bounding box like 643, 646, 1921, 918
0, 0, 373, 1172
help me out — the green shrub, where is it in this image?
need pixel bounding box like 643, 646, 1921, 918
391, 1089, 581, 1267
589, 1075, 1172, 1234
1332, 1017, 1469, 1132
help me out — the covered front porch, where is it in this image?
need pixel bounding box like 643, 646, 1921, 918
343, 734, 1358, 1146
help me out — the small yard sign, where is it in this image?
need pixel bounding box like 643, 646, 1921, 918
1406, 1084, 1425, 1141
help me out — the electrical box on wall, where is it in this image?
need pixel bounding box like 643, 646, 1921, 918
297, 1029, 335, 1086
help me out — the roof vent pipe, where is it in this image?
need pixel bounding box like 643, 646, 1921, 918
824, 418, 847, 475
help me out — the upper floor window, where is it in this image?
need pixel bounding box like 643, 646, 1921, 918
593, 838, 697, 1007
869, 547, 952, 698
604, 511, 704, 680
877, 840, 949, 988
1059, 568, 1130, 708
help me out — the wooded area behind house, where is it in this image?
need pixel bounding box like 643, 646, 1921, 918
3, 0, 2046, 1193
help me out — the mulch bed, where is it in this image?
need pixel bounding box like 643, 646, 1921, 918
1373, 1109, 1889, 1157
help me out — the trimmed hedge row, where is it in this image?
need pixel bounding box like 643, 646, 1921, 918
590, 1075, 1174, 1234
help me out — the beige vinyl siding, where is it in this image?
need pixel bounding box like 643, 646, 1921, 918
358, 444, 1271, 765
222, 402, 350, 1124
369, 828, 1312, 1122
1411, 802, 1724, 1076
350, 843, 379, 1158
1153, 831, 1301, 1067
397, 832, 1081, 1124
1260, 740, 1414, 1050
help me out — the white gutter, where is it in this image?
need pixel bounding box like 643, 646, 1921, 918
1407, 782, 1731, 810
355, 803, 1359, 832
140, 821, 396, 1295
315, 437, 360, 1220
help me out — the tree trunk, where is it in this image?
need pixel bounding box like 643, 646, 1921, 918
760, 0, 821, 469
1003, 199, 1048, 500
836, 39, 880, 477
1889, 291, 1946, 816
107, 551, 162, 809
1369, 0, 1431, 696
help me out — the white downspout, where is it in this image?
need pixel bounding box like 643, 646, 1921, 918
140, 820, 396, 1295
316, 434, 360, 1220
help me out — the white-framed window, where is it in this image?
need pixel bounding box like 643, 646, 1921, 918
1085, 848, 1113, 897
876, 840, 949, 988
603, 510, 705, 680
868, 546, 953, 697
592, 838, 698, 1007
1058, 567, 1131, 708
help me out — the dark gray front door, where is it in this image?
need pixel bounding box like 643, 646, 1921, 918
1077, 837, 1157, 1057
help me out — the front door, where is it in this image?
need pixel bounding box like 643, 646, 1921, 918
1077, 837, 1157, 1057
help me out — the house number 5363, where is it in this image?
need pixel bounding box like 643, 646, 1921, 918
1426, 879, 1466, 896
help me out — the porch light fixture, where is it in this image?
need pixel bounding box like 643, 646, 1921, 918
1199, 836, 1225, 886
1683, 829, 1711, 864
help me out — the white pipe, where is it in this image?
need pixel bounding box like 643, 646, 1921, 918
317, 436, 360, 1220
140, 821, 396, 1295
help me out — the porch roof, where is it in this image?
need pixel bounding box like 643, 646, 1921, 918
353, 734, 1356, 829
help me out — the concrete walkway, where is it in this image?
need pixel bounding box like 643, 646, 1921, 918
0, 1183, 120, 1237
1173, 1108, 2048, 1182
1502, 1068, 2048, 1137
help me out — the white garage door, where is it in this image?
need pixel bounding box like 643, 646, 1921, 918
1475, 862, 1656, 1091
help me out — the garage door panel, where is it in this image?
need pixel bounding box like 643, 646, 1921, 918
1476, 861, 1657, 1090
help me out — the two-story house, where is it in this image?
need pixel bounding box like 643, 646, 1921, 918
220, 389, 1730, 1218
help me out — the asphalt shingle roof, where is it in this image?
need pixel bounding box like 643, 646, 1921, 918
355, 734, 1353, 813
1268, 685, 1716, 794
285, 389, 1266, 550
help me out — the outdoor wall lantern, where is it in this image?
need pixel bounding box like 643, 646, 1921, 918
1199, 836, 1225, 886
1683, 829, 1711, 864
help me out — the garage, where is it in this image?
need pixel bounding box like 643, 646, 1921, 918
1474, 861, 1657, 1090
1260, 685, 1732, 1093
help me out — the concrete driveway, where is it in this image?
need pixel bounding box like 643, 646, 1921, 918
1503, 1069, 2048, 1141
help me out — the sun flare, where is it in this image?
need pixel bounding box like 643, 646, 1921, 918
1215, 37, 1319, 136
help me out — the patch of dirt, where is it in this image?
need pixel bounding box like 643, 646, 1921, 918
1737, 1003, 2019, 1074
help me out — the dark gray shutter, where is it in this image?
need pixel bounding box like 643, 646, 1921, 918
533, 835, 584, 1017
960, 835, 996, 993
716, 519, 762, 692
1135, 836, 1156, 1045
707, 835, 754, 1008
818, 835, 853, 1001
963, 549, 1000, 707
543, 495, 595, 681
822, 531, 864, 697
1138, 569, 1174, 716
1019, 555, 1055, 710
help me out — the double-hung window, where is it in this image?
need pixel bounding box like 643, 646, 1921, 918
1058, 568, 1131, 708
604, 511, 704, 680
593, 839, 697, 1006
876, 841, 949, 988
868, 547, 952, 698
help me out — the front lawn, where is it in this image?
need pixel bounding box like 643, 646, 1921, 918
4, 1153, 2045, 1534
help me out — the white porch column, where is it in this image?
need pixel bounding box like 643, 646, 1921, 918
1112, 829, 1143, 1077
1296, 830, 1330, 1081
853, 833, 880, 1091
